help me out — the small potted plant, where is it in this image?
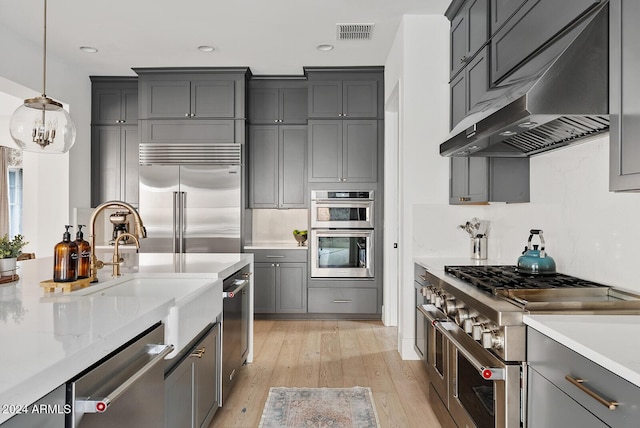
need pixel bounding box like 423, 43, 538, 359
0, 234, 28, 275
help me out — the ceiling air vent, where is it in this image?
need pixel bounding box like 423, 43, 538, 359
336, 23, 374, 40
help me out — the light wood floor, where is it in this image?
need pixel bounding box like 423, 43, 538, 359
209, 319, 443, 428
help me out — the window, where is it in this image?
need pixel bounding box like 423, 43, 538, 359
7, 148, 22, 238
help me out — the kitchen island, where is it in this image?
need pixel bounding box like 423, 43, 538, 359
0, 251, 253, 425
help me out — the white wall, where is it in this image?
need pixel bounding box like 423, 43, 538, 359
0, 23, 92, 256
385, 14, 451, 359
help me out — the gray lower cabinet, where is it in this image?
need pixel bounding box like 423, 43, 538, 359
490, 0, 601, 84
254, 262, 307, 313
307, 288, 378, 314
308, 120, 378, 183
450, 156, 529, 204
249, 125, 307, 208
249, 249, 308, 314
248, 86, 307, 124
528, 368, 608, 428
527, 327, 640, 428
165, 324, 220, 428
91, 125, 139, 207
610, 0, 640, 191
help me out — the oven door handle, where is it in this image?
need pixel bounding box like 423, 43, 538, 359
433, 320, 506, 381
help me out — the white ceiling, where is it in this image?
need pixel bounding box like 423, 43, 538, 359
0, 0, 449, 77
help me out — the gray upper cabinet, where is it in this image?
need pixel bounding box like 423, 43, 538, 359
91, 78, 138, 125
135, 68, 249, 119
308, 80, 378, 119
308, 120, 378, 183
249, 125, 307, 208
610, 0, 640, 191
450, 46, 489, 130
249, 85, 307, 124
140, 119, 239, 144
490, 0, 527, 35
450, 157, 529, 204
448, 0, 489, 79
90, 77, 139, 208
490, 0, 601, 84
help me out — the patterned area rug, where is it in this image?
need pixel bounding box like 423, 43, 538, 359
258, 386, 380, 428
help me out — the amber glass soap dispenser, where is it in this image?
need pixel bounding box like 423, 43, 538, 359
75, 224, 91, 279
53, 225, 79, 282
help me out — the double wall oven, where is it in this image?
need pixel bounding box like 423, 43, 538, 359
310, 190, 374, 278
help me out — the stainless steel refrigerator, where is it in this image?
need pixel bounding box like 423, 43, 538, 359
138, 143, 241, 253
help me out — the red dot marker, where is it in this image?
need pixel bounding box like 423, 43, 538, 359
96, 402, 107, 413
482, 369, 492, 379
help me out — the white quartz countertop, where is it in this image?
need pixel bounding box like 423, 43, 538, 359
0, 251, 253, 424
244, 242, 308, 250
414, 256, 512, 273
524, 314, 640, 387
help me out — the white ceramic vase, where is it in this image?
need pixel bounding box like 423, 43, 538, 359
0, 257, 17, 276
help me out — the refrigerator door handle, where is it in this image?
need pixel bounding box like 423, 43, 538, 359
180, 191, 186, 254
172, 192, 179, 254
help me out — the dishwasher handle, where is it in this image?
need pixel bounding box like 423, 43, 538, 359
223, 278, 249, 298
75, 343, 174, 414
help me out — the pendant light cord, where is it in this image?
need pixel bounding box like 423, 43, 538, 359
42, 0, 47, 97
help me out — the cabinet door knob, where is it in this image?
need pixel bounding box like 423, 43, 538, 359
185, 113, 190, 117
460, 56, 467, 64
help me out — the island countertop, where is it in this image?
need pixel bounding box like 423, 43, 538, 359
0, 251, 253, 424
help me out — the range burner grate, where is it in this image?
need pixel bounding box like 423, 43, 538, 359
444, 265, 606, 295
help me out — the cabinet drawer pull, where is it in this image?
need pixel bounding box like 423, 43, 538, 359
332, 299, 352, 303
459, 197, 471, 202
190, 347, 206, 358
565, 375, 619, 410
265, 255, 285, 258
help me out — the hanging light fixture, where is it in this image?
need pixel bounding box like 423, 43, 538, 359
9, 0, 76, 153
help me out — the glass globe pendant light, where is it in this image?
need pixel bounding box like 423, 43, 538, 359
9, 0, 76, 153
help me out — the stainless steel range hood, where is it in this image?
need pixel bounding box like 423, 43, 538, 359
440, 3, 609, 158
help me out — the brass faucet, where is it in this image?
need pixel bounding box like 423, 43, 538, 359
89, 200, 147, 282
99, 232, 140, 277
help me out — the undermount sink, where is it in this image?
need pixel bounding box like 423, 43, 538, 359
73, 274, 222, 358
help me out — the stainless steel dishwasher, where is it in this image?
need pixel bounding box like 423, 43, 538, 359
66, 323, 173, 428
221, 266, 251, 405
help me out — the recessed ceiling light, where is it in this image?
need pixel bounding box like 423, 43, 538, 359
79, 46, 98, 53
317, 44, 334, 51
198, 45, 215, 52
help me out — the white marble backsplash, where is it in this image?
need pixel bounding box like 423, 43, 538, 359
413, 135, 640, 292
251, 209, 308, 244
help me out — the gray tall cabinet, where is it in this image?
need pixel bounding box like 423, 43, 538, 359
248, 78, 308, 208
90, 76, 139, 207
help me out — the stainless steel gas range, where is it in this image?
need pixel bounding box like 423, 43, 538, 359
415, 264, 640, 428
